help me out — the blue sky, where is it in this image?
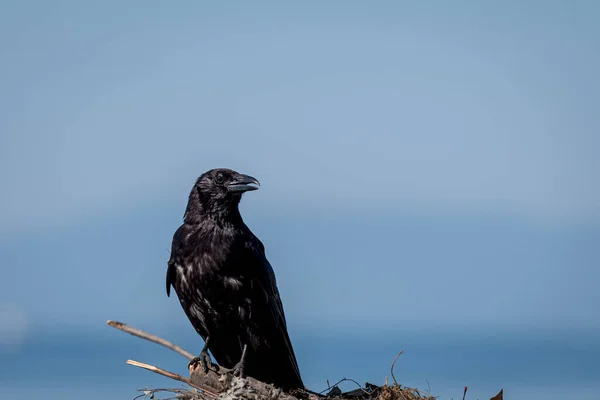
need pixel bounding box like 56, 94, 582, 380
1, 1, 599, 399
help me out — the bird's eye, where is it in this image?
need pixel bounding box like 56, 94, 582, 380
215, 173, 225, 184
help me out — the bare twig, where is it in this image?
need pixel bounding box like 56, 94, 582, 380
319, 377, 345, 394
318, 377, 371, 396
107, 320, 195, 360
390, 350, 403, 386
126, 359, 189, 383
126, 360, 218, 398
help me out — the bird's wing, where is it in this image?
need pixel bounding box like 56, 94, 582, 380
248, 237, 303, 386
166, 225, 185, 297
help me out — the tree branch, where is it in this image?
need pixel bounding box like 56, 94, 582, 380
126, 360, 218, 396
107, 320, 195, 360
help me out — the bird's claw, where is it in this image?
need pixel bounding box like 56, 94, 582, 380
232, 360, 245, 378
188, 351, 215, 374
232, 344, 248, 378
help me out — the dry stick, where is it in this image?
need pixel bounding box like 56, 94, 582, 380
318, 377, 371, 396
107, 320, 195, 360
107, 320, 299, 399
390, 350, 403, 387
126, 360, 218, 398
107, 321, 221, 398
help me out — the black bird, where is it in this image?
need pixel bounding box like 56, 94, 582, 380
166, 168, 304, 390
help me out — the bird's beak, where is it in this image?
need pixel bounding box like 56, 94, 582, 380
227, 174, 260, 193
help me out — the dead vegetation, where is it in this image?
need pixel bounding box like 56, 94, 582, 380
107, 320, 503, 400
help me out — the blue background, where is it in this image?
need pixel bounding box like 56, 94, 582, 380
1, 1, 599, 399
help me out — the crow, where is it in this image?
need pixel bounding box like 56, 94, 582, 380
166, 168, 304, 391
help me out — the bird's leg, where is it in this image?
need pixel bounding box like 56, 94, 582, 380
231, 344, 248, 378
188, 337, 217, 373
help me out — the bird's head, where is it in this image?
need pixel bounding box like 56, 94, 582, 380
184, 168, 260, 222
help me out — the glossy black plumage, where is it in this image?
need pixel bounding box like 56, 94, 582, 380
166, 168, 303, 390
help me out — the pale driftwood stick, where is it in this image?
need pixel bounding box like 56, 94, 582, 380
126, 359, 218, 398
126, 360, 195, 387
390, 350, 403, 387
107, 320, 195, 360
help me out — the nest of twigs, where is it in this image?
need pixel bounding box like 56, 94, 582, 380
131, 383, 439, 400
107, 320, 502, 400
